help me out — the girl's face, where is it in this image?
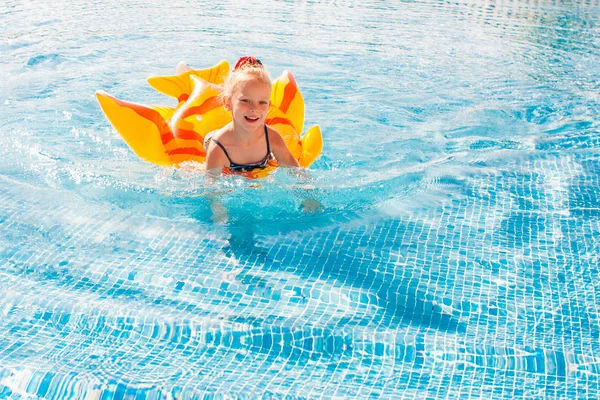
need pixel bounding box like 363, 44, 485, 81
227, 78, 271, 132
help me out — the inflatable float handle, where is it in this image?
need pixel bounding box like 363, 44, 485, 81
299, 125, 323, 168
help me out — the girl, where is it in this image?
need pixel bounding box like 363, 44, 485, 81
199, 56, 321, 218
204, 56, 300, 175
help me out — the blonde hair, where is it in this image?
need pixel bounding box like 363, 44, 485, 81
220, 57, 271, 104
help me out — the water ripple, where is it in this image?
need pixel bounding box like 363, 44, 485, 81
2, 0, 600, 398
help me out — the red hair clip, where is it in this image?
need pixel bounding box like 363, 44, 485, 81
234, 56, 263, 71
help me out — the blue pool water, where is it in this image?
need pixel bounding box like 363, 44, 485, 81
2, 0, 600, 398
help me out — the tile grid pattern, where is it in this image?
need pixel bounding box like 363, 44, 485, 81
1, 152, 600, 398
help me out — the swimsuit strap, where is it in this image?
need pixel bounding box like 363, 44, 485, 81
264, 125, 271, 160
210, 138, 235, 165
211, 125, 272, 171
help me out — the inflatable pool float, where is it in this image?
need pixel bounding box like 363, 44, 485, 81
96, 60, 322, 178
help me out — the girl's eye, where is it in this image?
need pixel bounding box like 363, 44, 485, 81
260, 101, 268, 105
241, 99, 250, 103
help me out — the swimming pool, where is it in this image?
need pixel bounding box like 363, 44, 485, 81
1, 0, 600, 398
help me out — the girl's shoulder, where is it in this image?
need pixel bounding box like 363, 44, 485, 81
265, 125, 285, 146
265, 125, 278, 135
204, 126, 231, 169
205, 124, 233, 147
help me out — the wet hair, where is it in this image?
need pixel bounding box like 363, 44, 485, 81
220, 56, 271, 104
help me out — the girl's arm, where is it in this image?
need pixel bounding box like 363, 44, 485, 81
268, 128, 300, 168
204, 138, 229, 177
268, 128, 323, 214
204, 139, 230, 222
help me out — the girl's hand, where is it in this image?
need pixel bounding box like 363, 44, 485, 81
301, 199, 323, 215
210, 198, 229, 224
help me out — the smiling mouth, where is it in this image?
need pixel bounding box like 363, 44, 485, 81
245, 116, 259, 122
